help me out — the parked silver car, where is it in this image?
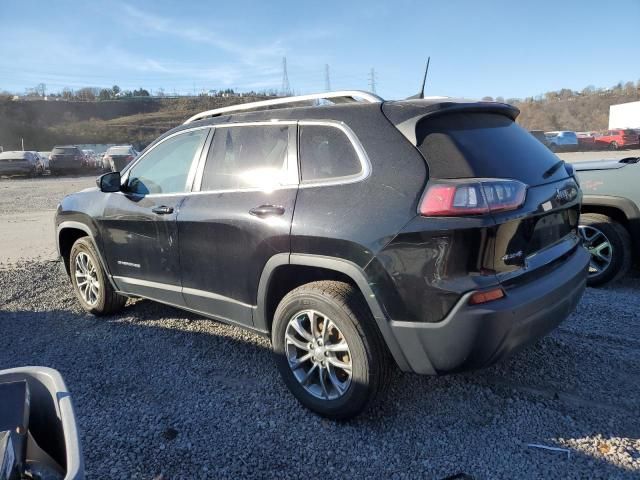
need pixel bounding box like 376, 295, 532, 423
104, 145, 138, 171
0, 151, 44, 177
545, 131, 579, 152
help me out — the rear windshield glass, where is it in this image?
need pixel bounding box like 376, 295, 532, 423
623, 129, 636, 135
416, 113, 568, 183
108, 147, 132, 155
52, 147, 78, 155
0, 151, 30, 161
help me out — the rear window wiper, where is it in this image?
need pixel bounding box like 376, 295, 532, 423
543, 159, 565, 179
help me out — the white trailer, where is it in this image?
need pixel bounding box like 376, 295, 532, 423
609, 101, 640, 129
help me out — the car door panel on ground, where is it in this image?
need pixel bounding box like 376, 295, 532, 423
177, 123, 298, 327
99, 127, 210, 304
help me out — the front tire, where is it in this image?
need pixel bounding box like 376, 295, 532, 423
609, 141, 619, 150
69, 237, 126, 315
271, 281, 391, 420
579, 213, 631, 286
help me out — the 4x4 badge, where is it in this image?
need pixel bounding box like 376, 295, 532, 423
502, 250, 523, 262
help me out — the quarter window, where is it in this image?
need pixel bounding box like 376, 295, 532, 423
126, 129, 208, 195
201, 125, 289, 191
299, 125, 362, 183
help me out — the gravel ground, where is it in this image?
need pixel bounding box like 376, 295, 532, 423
0, 265, 638, 479
558, 148, 640, 163
0, 170, 639, 479
0, 173, 96, 215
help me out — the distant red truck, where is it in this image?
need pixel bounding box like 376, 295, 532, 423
594, 129, 640, 150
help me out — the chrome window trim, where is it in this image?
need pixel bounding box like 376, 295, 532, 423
192, 120, 298, 193
297, 120, 371, 188
119, 125, 212, 196
118, 120, 371, 199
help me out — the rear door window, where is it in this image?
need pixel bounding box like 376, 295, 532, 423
299, 124, 363, 183
415, 113, 569, 184
200, 125, 290, 191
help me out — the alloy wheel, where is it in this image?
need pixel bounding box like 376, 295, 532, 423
74, 251, 100, 305
284, 309, 352, 400
579, 225, 613, 277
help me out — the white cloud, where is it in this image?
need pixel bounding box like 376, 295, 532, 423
118, 3, 287, 66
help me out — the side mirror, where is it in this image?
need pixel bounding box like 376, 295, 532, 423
97, 171, 121, 192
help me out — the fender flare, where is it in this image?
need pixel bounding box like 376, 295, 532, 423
56, 220, 117, 290
581, 194, 640, 245
254, 252, 411, 371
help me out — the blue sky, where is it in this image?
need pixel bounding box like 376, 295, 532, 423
0, 0, 638, 100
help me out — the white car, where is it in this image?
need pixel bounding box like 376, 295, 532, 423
38, 151, 51, 170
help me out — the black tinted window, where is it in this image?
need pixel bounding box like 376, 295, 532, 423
299, 125, 361, 182
127, 129, 207, 195
201, 125, 289, 191
416, 113, 568, 184
52, 147, 79, 155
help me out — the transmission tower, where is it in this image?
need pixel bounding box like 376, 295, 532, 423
368, 67, 377, 93
281, 57, 291, 96
324, 64, 331, 92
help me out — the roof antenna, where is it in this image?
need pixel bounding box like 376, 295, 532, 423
408, 57, 430, 99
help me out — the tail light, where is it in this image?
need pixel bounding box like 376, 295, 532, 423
419, 179, 527, 217
125, 155, 134, 161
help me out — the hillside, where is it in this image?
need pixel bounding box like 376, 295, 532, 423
513, 86, 640, 131
0, 95, 272, 151
1, 82, 639, 151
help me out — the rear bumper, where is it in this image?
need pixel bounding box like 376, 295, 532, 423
0, 163, 34, 174
50, 162, 81, 171
389, 245, 589, 374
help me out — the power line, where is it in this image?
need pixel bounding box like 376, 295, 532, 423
368, 67, 377, 93
281, 57, 291, 96
324, 64, 331, 92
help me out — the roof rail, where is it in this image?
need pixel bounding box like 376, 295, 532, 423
183, 90, 383, 124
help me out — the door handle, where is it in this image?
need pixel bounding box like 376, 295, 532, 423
249, 205, 285, 217
152, 205, 174, 215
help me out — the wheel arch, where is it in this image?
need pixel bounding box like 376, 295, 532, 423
56, 221, 117, 289
581, 195, 640, 253
255, 253, 411, 371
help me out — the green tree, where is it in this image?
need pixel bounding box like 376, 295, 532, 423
98, 88, 112, 101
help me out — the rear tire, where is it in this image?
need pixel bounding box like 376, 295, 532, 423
271, 281, 391, 420
579, 213, 631, 287
69, 237, 126, 315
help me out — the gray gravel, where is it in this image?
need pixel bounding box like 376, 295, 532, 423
0, 174, 96, 215
1, 262, 638, 479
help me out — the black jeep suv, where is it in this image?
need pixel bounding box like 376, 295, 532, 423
55, 91, 589, 419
